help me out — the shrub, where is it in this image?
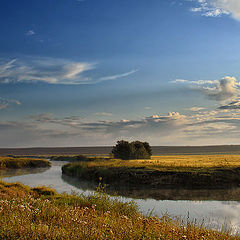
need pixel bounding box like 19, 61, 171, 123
112, 140, 152, 160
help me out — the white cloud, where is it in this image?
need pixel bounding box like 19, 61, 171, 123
187, 107, 206, 111
95, 112, 113, 117
174, 76, 240, 102
0, 97, 21, 110
190, 0, 240, 20
99, 69, 139, 81
26, 30, 36, 36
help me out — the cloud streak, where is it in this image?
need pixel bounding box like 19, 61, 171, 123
99, 69, 139, 81
0, 57, 138, 85
218, 100, 240, 110
0, 57, 95, 84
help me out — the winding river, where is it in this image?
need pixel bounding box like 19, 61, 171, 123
1, 161, 240, 234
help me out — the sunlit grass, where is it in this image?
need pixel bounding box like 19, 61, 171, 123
0, 180, 239, 239
68, 155, 240, 171
0, 156, 51, 170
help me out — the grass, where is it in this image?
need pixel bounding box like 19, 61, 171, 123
0, 180, 239, 240
62, 155, 240, 189
0, 156, 51, 170
64, 155, 240, 170
50, 154, 108, 162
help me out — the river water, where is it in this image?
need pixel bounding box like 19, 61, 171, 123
1, 161, 240, 234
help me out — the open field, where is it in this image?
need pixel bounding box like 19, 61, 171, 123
0, 157, 51, 170
0, 180, 239, 240
2, 145, 240, 156
62, 155, 240, 189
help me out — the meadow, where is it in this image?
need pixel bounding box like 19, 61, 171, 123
64, 155, 240, 169
0, 180, 239, 240
0, 156, 51, 170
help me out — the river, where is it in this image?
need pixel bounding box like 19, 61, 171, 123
1, 161, 240, 234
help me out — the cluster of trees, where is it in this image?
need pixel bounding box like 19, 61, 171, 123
111, 140, 152, 160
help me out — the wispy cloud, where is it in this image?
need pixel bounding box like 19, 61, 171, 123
0, 97, 21, 110
190, 0, 240, 20
99, 69, 139, 81
0, 57, 138, 85
0, 57, 95, 84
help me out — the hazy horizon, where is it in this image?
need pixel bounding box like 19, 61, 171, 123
1, 0, 240, 147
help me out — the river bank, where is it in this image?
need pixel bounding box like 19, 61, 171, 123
1, 180, 239, 240
0, 156, 51, 170
62, 155, 240, 190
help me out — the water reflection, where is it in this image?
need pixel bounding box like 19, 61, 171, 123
62, 173, 240, 201
0, 166, 50, 178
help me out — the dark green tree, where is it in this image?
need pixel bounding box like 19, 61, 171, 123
111, 140, 152, 160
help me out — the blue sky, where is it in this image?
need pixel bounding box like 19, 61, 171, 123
1, 0, 240, 147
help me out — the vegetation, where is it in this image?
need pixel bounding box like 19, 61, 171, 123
0, 156, 51, 170
0, 180, 239, 240
50, 154, 108, 162
50, 155, 89, 162
62, 155, 240, 189
112, 140, 152, 160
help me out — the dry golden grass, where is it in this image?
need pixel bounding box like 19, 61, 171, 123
135, 155, 240, 169
0, 180, 239, 240
0, 156, 51, 170
79, 155, 240, 170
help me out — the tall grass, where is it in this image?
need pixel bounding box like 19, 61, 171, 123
0, 180, 239, 239
0, 157, 51, 170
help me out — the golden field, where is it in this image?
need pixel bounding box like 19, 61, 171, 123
72, 155, 240, 170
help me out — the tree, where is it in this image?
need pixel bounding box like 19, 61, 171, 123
111, 140, 152, 160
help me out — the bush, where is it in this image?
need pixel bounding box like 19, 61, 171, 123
111, 140, 152, 160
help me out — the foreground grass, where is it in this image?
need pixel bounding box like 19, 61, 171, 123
0, 181, 239, 240
0, 156, 51, 170
62, 155, 240, 189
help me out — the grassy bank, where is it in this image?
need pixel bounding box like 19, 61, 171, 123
0, 156, 51, 170
50, 155, 107, 162
0, 180, 239, 239
62, 155, 240, 189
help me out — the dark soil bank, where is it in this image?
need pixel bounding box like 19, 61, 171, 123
62, 164, 240, 189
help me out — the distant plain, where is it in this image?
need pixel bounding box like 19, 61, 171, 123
1, 145, 240, 156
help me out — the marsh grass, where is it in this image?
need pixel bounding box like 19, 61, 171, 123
0, 180, 239, 239
0, 156, 51, 170
66, 155, 240, 170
